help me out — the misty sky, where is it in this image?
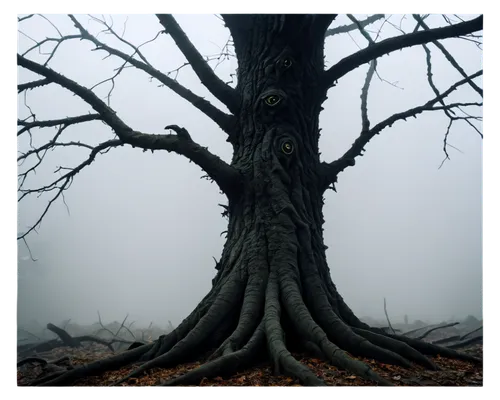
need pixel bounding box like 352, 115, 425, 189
17, 14, 482, 328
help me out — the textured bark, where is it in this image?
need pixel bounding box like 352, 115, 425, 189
36, 15, 481, 387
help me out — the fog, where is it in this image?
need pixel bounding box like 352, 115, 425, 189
17, 14, 482, 330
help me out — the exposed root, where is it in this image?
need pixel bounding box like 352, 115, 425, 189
353, 328, 439, 370
143, 261, 248, 361
278, 273, 392, 385
302, 274, 413, 369
141, 285, 219, 361
264, 270, 326, 386
301, 340, 326, 360
114, 271, 247, 384
29, 254, 481, 388
381, 332, 482, 363
293, 214, 414, 371
332, 293, 482, 365
209, 269, 268, 360
127, 341, 147, 350
432, 335, 461, 345
39, 342, 154, 386
162, 322, 265, 386
446, 336, 483, 350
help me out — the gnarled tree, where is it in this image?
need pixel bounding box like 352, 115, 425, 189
17, 14, 483, 386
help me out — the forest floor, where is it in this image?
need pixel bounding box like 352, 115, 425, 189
17, 342, 483, 387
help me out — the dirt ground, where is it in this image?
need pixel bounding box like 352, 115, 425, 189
17, 342, 482, 387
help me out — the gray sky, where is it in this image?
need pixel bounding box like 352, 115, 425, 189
17, 14, 482, 328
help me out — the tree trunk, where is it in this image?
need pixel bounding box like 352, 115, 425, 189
37, 15, 481, 387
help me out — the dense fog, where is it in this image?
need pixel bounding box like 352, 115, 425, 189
17, 14, 482, 331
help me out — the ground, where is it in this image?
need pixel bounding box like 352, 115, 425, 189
17, 342, 482, 387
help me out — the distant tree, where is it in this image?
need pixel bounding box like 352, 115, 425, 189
17, 14, 482, 386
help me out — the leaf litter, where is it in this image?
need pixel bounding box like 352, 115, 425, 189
17, 343, 482, 387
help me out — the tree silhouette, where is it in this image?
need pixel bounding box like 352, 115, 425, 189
17, 14, 482, 386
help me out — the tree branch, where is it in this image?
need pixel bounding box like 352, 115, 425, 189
17, 114, 102, 137
162, 125, 242, 196
67, 15, 235, 134
325, 14, 385, 37
17, 54, 241, 239
18, 78, 51, 93
18, 138, 123, 240
418, 43, 482, 168
348, 15, 377, 135
320, 71, 483, 190
156, 14, 240, 113
412, 14, 483, 97
322, 15, 483, 88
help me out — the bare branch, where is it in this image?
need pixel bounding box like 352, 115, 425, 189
417, 322, 459, 340
22, 238, 38, 261
67, 15, 234, 133
17, 138, 123, 241
17, 53, 167, 146
412, 14, 482, 97
320, 71, 483, 190
383, 298, 396, 335
347, 15, 377, 137
325, 14, 385, 37
79, 21, 164, 106
37, 14, 63, 38
162, 125, 242, 196
18, 14, 35, 23
419, 43, 481, 167
17, 51, 241, 239
18, 141, 96, 163
18, 78, 51, 93
17, 118, 93, 189
323, 15, 483, 88
88, 15, 154, 67
156, 14, 239, 113
325, 15, 380, 190
93, 312, 136, 341
18, 114, 102, 137
164, 46, 235, 83
21, 34, 82, 67
460, 326, 482, 341
347, 15, 405, 91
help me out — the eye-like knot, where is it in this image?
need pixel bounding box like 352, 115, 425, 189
263, 94, 281, 107
257, 89, 287, 114
282, 57, 293, 69
281, 140, 294, 155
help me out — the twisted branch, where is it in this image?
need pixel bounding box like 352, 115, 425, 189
18, 52, 241, 240
323, 15, 483, 88
156, 14, 239, 113
325, 14, 385, 38
320, 71, 483, 189
68, 14, 235, 133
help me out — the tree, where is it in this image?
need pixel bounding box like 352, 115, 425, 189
17, 14, 483, 386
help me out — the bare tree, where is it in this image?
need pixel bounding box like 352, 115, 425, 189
17, 14, 482, 386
